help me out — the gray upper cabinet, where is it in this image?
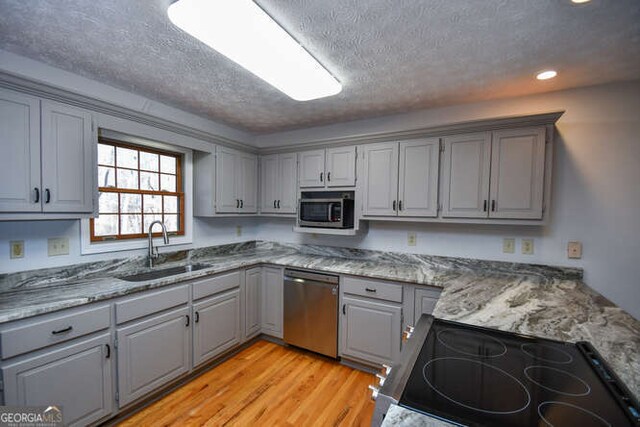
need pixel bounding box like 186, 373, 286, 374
260, 152, 297, 214
216, 146, 258, 213
442, 128, 546, 220
0, 89, 41, 212
116, 306, 191, 407
193, 289, 241, 367
244, 267, 262, 339
489, 127, 546, 219
362, 138, 439, 217
298, 146, 356, 189
441, 132, 492, 218
2, 333, 113, 427
0, 90, 95, 215
41, 100, 95, 213
261, 266, 283, 338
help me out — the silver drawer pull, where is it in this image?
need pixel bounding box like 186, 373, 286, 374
51, 326, 73, 335
365, 287, 377, 293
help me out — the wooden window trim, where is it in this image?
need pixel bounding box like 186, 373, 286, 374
90, 138, 185, 242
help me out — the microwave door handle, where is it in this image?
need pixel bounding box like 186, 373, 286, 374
327, 203, 334, 221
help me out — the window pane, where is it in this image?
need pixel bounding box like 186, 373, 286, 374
160, 174, 176, 192
143, 214, 162, 233
140, 172, 159, 191
98, 192, 118, 213
160, 155, 176, 174
116, 147, 138, 169
117, 169, 139, 189
98, 166, 115, 188
164, 195, 178, 213
98, 144, 115, 166
143, 194, 162, 213
121, 193, 141, 213
140, 151, 159, 171
164, 214, 178, 232
94, 214, 118, 236
121, 214, 142, 235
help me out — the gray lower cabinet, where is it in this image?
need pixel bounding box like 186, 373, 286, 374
261, 267, 283, 338
340, 295, 402, 366
244, 267, 262, 339
116, 306, 191, 407
193, 289, 241, 367
2, 333, 113, 426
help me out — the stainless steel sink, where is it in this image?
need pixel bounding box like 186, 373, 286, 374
118, 263, 211, 282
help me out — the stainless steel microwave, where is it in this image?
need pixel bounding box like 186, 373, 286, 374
298, 192, 355, 229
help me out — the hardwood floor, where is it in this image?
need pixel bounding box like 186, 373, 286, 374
118, 340, 376, 426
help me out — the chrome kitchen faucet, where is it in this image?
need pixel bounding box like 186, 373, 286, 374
148, 220, 169, 268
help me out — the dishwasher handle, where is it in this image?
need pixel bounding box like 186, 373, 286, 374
284, 276, 338, 294
284, 269, 339, 285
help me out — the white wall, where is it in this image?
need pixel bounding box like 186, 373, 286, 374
257, 81, 640, 320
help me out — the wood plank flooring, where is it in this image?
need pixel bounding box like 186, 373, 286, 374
118, 340, 376, 426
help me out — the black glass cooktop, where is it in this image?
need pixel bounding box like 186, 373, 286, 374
399, 318, 640, 426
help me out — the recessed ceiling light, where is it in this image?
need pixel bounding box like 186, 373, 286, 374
571, 0, 591, 3
167, 0, 342, 101
536, 70, 558, 80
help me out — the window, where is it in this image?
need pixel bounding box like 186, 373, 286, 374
90, 138, 185, 241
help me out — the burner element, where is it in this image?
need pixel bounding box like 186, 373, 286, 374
538, 401, 611, 427
524, 366, 591, 396
522, 343, 573, 364
437, 329, 507, 358
422, 357, 531, 414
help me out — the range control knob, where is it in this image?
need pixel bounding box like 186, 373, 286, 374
368, 384, 379, 400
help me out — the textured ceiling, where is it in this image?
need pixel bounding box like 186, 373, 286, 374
0, 0, 639, 134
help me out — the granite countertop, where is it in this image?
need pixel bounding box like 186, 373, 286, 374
1, 240, 639, 405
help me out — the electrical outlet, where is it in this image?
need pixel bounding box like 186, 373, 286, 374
568, 241, 582, 259
47, 237, 69, 257
10, 240, 24, 259
521, 239, 534, 255
236, 225, 242, 237
502, 238, 515, 254
408, 232, 417, 246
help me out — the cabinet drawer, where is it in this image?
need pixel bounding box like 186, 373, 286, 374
116, 285, 189, 325
342, 276, 403, 303
192, 271, 241, 301
0, 304, 111, 360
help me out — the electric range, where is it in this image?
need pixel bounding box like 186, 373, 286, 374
372, 315, 640, 426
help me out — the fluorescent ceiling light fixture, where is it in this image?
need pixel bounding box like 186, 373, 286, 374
536, 70, 558, 80
167, 0, 342, 101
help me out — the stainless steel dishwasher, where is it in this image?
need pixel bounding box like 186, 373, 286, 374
283, 269, 339, 358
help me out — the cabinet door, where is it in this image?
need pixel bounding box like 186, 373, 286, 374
261, 267, 283, 338
441, 132, 491, 218
0, 89, 41, 212
341, 296, 402, 366
41, 101, 94, 213
245, 267, 262, 339
362, 142, 399, 216
239, 152, 258, 213
398, 138, 440, 217
260, 154, 279, 213
117, 306, 190, 406
2, 333, 113, 427
193, 289, 241, 367
216, 147, 239, 213
325, 146, 356, 187
489, 127, 546, 219
298, 149, 325, 188
278, 153, 298, 213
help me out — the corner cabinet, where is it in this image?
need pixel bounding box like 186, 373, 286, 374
260, 153, 297, 214
298, 146, 356, 189
216, 146, 258, 214
441, 127, 546, 219
0, 89, 95, 215
362, 138, 439, 218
